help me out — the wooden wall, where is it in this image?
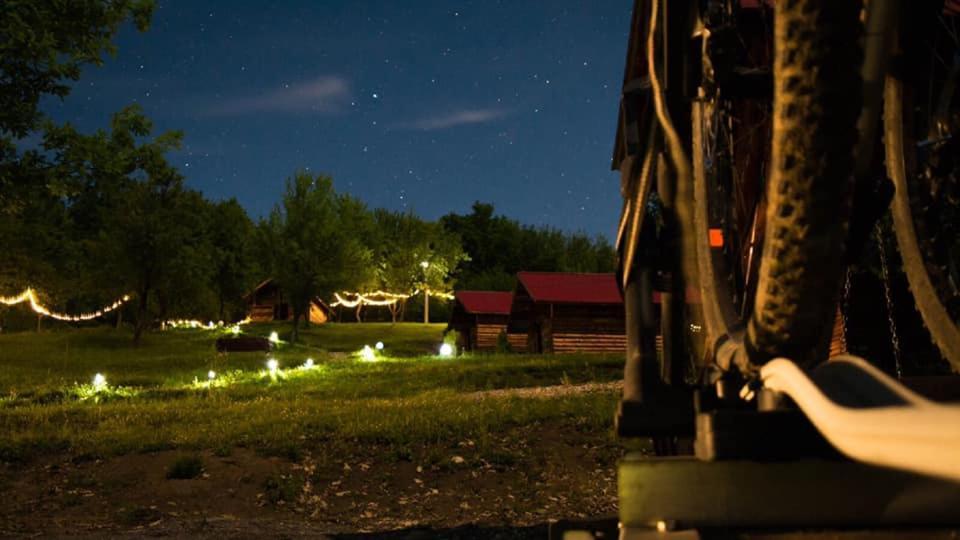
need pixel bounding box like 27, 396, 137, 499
534, 303, 626, 354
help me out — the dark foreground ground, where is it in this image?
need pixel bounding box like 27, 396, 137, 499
0, 422, 618, 538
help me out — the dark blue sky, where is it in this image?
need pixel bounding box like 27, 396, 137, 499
44, 1, 632, 238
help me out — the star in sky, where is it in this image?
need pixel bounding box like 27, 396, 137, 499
45, 0, 632, 238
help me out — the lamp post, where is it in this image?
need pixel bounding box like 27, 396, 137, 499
421, 260, 430, 324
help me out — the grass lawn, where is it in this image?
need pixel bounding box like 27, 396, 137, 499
0, 323, 624, 536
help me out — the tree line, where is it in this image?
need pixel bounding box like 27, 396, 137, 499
0, 1, 615, 341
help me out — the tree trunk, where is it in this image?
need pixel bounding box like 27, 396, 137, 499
133, 290, 149, 345
389, 303, 398, 324
291, 311, 301, 343
355, 304, 363, 323
115, 308, 123, 330
36, 313, 42, 333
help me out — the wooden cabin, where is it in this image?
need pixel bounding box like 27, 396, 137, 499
508, 272, 626, 354
447, 291, 527, 352
245, 279, 332, 324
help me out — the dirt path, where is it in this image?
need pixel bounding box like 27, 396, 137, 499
468, 381, 623, 400
0, 423, 619, 538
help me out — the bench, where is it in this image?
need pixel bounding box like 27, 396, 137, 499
215, 336, 273, 353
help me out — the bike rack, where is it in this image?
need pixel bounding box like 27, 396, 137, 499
615, 355, 960, 536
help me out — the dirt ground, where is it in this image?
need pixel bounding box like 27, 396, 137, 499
0, 423, 619, 538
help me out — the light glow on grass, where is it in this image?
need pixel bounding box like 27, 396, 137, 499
208, 370, 216, 380
229, 324, 241, 336
360, 345, 377, 361
303, 358, 315, 369
92, 372, 107, 390
439, 343, 454, 357
269, 331, 280, 345
267, 358, 279, 373
375, 341, 384, 351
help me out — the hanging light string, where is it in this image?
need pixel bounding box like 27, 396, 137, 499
330, 289, 455, 308
331, 291, 407, 308
163, 316, 251, 330
0, 288, 130, 322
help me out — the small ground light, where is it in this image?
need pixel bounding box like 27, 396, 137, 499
360, 345, 376, 361
269, 331, 280, 344
267, 358, 279, 373
303, 358, 315, 369
92, 373, 107, 390
439, 343, 454, 357
375, 341, 384, 351
208, 370, 216, 380
230, 325, 241, 336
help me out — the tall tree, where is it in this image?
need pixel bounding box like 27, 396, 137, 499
370, 210, 466, 322
46, 105, 211, 343
441, 201, 616, 291
1, 0, 155, 207
208, 199, 258, 321
266, 172, 372, 341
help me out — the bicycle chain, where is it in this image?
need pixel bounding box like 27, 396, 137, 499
875, 223, 903, 378
840, 267, 852, 354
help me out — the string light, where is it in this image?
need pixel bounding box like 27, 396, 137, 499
163, 317, 250, 331
0, 288, 130, 322
330, 289, 454, 307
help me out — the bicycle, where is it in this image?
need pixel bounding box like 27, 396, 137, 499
611, 0, 960, 533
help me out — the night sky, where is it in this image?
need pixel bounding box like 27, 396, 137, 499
43, 1, 632, 238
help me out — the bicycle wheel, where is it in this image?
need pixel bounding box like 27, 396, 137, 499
883, 3, 960, 371
692, 0, 863, 370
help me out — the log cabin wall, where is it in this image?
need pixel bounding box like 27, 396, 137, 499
449, 291, 525, 353
532, 303, 626, 354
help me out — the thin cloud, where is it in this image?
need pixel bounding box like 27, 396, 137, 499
405, 108, 508, 130
205, 76, 351, 116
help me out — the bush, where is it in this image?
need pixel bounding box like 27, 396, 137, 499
166, 454, 204, 479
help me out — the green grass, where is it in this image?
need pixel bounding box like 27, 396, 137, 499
0, 323, 623, 463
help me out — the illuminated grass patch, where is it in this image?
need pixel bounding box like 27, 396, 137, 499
0, 324, 623, 462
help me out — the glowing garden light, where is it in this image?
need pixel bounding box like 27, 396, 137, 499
360, 345, 376, 361
92, 373, 107, 390
375, 341, 384, 351
439, 343, 454, 357
267, 358, 279, 373
269, 331, 280, 344
303, 358, 315, 369
230, 324, 241, 336
207, 370, 216, 380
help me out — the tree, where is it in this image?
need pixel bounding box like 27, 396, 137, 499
208, 199, 258, 321
266, 172, 372, 341
46, 105, 211, 343
1, 0, 155, 208
441, 202, 615, 291
370, 210, 466, 322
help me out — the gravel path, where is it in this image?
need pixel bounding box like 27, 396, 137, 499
469, 381, 622, 400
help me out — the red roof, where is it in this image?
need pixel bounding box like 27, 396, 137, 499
455, 291, 514, 315
516, 272, 622, 305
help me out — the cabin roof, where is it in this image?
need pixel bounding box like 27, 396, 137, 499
516, 272, 622, 305
455, 291, 513, 315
